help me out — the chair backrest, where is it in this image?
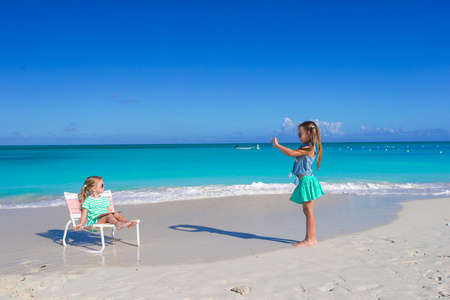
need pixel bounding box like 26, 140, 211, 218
64, 190, 115, 226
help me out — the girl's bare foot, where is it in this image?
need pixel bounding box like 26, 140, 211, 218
292, 239, 317, 247
117, 222, 129, 230
127, 220, 138, 229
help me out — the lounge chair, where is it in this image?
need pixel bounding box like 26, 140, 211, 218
62, 190, 140, 253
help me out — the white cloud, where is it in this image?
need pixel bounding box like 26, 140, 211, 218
274, 118, 345, 138
281, 117, 295, 130
357, 126, 396, 135
312, 119, 345, 136
358, 126, 450, 137
275, 117, 298, 135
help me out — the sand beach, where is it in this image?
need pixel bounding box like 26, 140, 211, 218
0, 194, 449, 299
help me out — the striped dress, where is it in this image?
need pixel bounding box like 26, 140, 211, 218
81, 196, 111, 226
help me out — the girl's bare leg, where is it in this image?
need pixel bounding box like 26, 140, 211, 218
97, 214, 128, 230
97, 214, 117, 225
112, 212, 128, 223
97, 213, 135, 230
112, 212, 137, 229
293, 200, 317, 247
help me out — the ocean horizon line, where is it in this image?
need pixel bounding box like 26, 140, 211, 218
1, 140, 449, 148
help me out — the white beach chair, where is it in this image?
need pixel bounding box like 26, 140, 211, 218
62, 190, 140, 253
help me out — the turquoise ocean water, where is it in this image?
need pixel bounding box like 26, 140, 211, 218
1, 142, 449, 209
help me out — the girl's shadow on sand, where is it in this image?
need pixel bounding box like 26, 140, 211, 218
169, 224, 297, 244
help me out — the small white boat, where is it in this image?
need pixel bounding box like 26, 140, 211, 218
234, 144, 260, 150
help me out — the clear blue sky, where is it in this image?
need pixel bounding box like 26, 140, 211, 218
1, 0, 449, 145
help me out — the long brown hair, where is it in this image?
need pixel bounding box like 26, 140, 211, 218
299, 121, 322, 171
80, 176, 102, 203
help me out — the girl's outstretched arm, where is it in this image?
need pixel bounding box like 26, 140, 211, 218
271, 137, 311, 157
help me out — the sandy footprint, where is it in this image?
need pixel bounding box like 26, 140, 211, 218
343, 282, 380, 293
423, 270, 442, 284
381, 238, 395, 243
4, 285, 37, 299
362, 239, 374, 245
439, 291, 450, 298
318, 280, 339, 292
318, 277, 346, 292
17, 259, 39, 266
293, 282, 306, 293
410, 249, 426, 256
393, 260, 418, 265
358, 247, 373, 252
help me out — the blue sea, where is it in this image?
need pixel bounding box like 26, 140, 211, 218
1, 142, 449, 209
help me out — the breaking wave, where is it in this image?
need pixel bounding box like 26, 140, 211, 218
1, 181, 449, 209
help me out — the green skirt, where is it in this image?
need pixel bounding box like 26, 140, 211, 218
289, 175, 324, 204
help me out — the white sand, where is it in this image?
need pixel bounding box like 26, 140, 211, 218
1, 195, 449, 299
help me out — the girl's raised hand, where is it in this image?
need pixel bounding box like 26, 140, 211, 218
270, 137, 279, 147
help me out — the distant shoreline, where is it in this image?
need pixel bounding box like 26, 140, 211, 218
1, 140, 448, 147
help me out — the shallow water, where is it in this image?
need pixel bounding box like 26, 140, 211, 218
1, 142, 449, 208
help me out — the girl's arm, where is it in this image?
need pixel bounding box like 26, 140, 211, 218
74, 208, 88, 231
271, 137, 311, 157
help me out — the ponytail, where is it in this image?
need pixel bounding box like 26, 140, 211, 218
80, 185, 88, 203
299, 121, 322, 171
313, 126, 322, 171
80, 176, 102, 203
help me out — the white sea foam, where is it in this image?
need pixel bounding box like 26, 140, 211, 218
109, 182, 450, 205
111, 182, 295, 205
321, 182, 450, 196
1, 181, 449, 209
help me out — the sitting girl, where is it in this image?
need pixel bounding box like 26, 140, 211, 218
74, 176, 137, 231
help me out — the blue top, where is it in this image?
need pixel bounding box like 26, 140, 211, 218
290, 142, 316, 185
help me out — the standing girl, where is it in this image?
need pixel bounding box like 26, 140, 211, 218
74, 176, 137, 231
271, 121, 324, 247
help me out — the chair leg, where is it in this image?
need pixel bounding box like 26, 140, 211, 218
63, 220, 72, 247
111, 226, 116, 239
63, 222, 107, 253
97, 230, 106, 253
76, 230, 106, 253
136, 221, 140, 246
